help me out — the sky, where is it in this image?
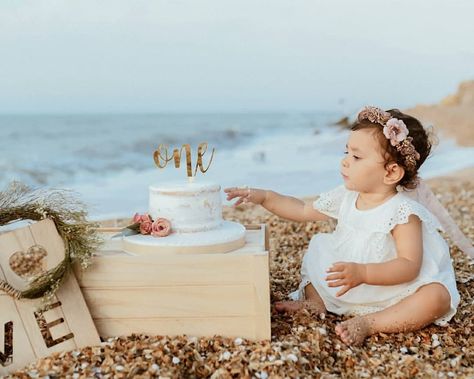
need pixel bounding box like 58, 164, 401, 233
0, 0, 473, 114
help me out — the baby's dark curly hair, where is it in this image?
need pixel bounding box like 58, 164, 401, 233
351, 109, 434, 189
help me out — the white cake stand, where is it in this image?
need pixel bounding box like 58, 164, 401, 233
123, 220, 246, 254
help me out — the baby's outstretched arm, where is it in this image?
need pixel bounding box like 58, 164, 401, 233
326, 214, 423, 296
224, 187, 330, 222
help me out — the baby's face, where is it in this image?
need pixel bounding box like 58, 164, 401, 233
340, 129, 388, 193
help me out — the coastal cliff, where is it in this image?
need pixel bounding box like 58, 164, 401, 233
405, 80, 474, 146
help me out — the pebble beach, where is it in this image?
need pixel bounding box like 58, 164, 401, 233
8, 82, 474, 378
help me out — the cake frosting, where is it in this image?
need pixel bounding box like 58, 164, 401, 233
149, 182, 222, 233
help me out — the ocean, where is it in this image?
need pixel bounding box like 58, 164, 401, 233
1, 113, 473, 220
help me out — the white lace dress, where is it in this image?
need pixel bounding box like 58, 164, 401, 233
288, 185, 460, 325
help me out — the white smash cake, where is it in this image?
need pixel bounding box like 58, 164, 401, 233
123, 181, 246, 254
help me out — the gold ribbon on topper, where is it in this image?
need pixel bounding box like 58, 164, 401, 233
153, 142, 215, 181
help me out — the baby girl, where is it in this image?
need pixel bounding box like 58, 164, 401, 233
225, 107, 466, 346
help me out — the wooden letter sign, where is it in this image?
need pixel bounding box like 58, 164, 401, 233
0, 219, 100, 375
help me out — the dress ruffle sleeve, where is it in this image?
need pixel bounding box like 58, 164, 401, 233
312, 185, 347, 219
380, 198, 444, 234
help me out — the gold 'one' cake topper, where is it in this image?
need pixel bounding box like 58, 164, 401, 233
153, 142, 215, 181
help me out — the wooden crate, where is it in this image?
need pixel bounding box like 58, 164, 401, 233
74, 224, 271, 341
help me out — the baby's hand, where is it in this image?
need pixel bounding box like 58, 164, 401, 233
325, 262, 367, 297
224, 186, 266, 207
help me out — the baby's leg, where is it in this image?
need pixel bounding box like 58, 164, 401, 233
335, 283, 451, 346
274, 282, 327, 314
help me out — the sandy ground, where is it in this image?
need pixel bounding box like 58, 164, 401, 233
9, 171, 473, 378
8, 82, 474, 378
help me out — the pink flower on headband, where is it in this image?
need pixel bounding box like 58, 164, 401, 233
383, 118, 409, 146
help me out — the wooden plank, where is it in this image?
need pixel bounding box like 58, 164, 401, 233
29, 221, 100, 348
15, 298, 77, 356
76, 253, 257, 287
252, 252, 271, 340
11, 221, 76, 357
263, 224, 270, 251
53, 272, 102, 348
82, 284, 256, 319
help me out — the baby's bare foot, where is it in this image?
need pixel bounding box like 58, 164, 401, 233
335, 316, 371, 346
274, 300, 326, 314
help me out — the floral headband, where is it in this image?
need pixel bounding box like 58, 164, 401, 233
357, 106, 421, 171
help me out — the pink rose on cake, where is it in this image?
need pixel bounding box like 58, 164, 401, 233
125, 213, 172, 237
139, 219, 153, 235
133, 213, 152, 224
151, 218, 172, 237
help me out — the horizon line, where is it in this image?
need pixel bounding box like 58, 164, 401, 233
0, 109, 346, 116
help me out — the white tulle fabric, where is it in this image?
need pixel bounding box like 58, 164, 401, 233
400, 179, 474, 258
288, 185, 462, 326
